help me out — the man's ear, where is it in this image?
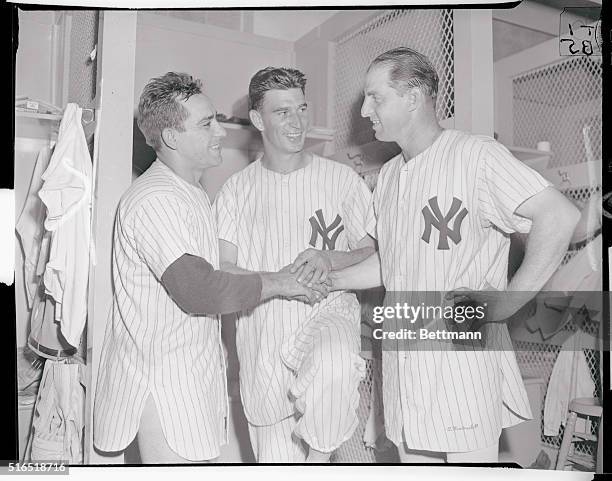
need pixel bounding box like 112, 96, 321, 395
402, 86, 423, 112
161, 127, 178, 150
397, 85, 423, 111
249, 109, 264, 132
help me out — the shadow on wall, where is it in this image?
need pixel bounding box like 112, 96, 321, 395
347, 95, 377, 147
133, 117, 157, 180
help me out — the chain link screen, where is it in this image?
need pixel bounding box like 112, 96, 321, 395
333, 9, 454, 151
67, 10, 99, 109
512, 56, 601, 461
513, 57, 602, 168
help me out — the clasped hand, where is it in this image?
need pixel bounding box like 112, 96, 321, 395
280, 248, 334, 305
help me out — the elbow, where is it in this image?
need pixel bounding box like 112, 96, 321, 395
169, 290, 222, 316
558, 202, 581, 239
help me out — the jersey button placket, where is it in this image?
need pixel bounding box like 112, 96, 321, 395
281, 177, 290, 252
396, 167, 410, 280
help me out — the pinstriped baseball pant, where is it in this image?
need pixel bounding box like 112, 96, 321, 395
285, 312, 365, 455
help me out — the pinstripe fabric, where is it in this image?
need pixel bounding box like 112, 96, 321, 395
285, 306, 366, 452
94, 160, 227, 461
247, 415, 307, 462
215, 155, 371, 455
369, 130, 551, 452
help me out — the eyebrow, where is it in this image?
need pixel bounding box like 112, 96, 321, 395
272, 103, 307, 113
197, 113, 216, 124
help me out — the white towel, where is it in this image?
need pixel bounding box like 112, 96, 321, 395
543, 331, 595, 436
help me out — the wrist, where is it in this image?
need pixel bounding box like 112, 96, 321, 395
259, 272, 281, 300
328, 271, 344, 291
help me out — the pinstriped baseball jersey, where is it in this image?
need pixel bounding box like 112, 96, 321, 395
368, 129, 551, 452
94, 160, 227, 461
215, 154, 372, 426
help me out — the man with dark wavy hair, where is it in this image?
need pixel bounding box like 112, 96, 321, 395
93, 72, 325, 464
216, 67, 375, 462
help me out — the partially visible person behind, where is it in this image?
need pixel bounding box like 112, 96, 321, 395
331, 47, 580, 463
93, 72, 325, 464
216, 67, 375, 462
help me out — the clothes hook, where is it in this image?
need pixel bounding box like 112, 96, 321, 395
82, 108, 95, 124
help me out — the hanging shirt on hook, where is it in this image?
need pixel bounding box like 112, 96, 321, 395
38, 103, 92, 348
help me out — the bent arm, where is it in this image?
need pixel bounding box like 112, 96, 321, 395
509, 186, 580, 292
161, 254, 262, 315
329, 251, 383, 291
327, 235, 376, 270
162, 253, 324, 315
217, 239, 326, 303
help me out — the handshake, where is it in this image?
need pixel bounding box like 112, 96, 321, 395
266, 248, 335, 305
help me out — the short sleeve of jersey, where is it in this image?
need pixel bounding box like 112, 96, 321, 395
342, 170, 374, 248
214, 179, 237, 246
478, 141, 552, 234
126, 194, 201, 280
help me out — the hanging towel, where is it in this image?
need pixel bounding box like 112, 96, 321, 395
38, 104, 92, 348
543, 331, 596, 436
28, 360, 85, 463
16, 144, 54, 308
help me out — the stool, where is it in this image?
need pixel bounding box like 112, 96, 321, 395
555, 397, 602, 472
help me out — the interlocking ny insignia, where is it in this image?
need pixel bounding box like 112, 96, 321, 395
421, 196, 468, 250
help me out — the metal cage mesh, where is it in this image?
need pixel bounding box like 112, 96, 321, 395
331, 358, 379, 463
331, 10, 454, 462
512, 57, 602, 462
513, 57, 602, 168
67, 10, 99, 109
333, 9, 454, 151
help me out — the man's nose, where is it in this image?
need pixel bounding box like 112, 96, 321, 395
361, 97, 371, 118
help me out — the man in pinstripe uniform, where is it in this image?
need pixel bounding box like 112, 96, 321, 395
215, 67, 375, 463
93, 72, 326, 464
331, 48, 580, 463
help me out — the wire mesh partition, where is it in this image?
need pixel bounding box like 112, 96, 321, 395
513, 56, 602, 168
512, 56, 602, 459
333, 9, 454, 151
67, 10, 100, 109
331, 9, 455, 463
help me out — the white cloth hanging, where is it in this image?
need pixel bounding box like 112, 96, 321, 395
38, 103, 92, 348
16, 144, 54, 307
28, 360, 85, 463
543, 331, 595, 436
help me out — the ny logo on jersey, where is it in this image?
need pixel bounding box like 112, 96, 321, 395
421, 196, 468, 250
309, 209, 344, 250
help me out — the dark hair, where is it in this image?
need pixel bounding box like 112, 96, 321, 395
369, 47, 439, 99
248, 67, 307, 111
137, 72, 203, 151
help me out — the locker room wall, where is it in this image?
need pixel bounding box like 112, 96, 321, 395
132, 12, 295, 199
14, 11, 57, 348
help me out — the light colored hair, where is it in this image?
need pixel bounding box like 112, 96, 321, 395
369, 47, 439, 99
